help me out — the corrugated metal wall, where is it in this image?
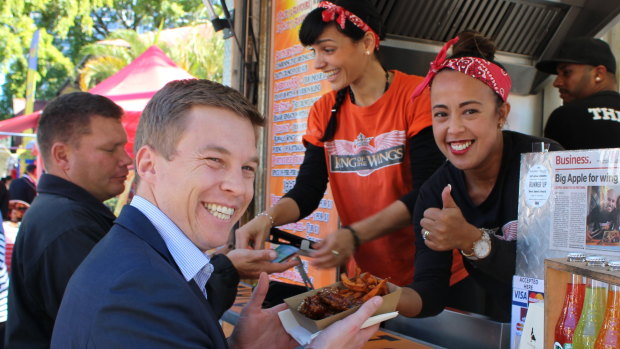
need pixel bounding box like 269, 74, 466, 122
371, 0, 568, 57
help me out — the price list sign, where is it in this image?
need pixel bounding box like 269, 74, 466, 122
267, 0, 338, 288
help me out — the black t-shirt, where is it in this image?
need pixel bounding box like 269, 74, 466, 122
409, 131, 562, 322
544, 90, 620, 150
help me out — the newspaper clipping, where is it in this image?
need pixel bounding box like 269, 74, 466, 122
513, 148, 620, 349
518, 149, 620, 264
542, 150, 620, 252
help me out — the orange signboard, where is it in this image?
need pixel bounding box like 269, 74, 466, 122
267, 0, 337, 288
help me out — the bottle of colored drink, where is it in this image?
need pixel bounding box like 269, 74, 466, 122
573, 278, 608, 349
555, 274, 586, 349
594, 281, 620, 349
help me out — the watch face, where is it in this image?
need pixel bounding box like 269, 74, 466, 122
474, 240, 491, 259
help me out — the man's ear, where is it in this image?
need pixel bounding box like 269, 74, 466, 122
135, 145, 157, 183
50, 142, 71, 171
593, 65, 608, 82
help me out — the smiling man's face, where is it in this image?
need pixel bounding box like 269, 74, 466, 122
147, 106, 258, 251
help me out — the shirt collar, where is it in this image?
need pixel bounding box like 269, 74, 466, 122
130, 196, 213, 295
37, 174, 116, 221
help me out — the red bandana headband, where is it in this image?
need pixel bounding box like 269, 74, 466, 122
411, 36, 512, 102
318, 1, 380, 50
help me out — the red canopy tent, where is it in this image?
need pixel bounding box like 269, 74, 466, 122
0, 45, 196, 156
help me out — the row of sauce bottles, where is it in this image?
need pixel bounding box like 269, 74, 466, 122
554, 255, 620, 349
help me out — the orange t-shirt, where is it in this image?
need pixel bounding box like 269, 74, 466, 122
303, 71, 467, 286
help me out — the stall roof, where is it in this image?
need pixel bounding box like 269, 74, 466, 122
372, 0, 620, 95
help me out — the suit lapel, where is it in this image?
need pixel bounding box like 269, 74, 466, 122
189, 279, 222, 320
188, 278, 228, 344
115, 205, 228, 340
115, 205, 177, 265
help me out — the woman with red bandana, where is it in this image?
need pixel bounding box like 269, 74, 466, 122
398, 31, 563, 322
237, 0, 471, 299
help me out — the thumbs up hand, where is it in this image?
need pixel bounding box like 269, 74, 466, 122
420, 184, 480, 252
441, 184, 458, 209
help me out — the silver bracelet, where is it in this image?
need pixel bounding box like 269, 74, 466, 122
257, 212, 274, 227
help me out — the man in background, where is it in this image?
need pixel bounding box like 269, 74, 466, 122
536, 36, 620, 150
0, 176, 11, 220
9, 164, 37, 204
5, 92, 132, 348
0, 223, 9, 348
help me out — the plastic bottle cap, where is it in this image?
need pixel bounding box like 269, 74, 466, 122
567, 252, 586, 262
585, 256, 606, 267
608, 260, 620, 271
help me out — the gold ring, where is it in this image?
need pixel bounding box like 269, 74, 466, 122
423, 229, 431, 240
331, 250, 340, 256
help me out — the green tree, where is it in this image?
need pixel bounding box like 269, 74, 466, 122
0, 0, 113, 117
77, 25, 223, 91
165, 26, 224, 82
0, 0, 208, 118
92, 0, 199, 37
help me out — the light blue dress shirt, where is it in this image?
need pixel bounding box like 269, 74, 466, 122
131, 195, 214, 299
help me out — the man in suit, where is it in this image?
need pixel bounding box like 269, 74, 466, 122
9, 164, 37, 204
52, 79, 383, 349
6, 92, 132, 349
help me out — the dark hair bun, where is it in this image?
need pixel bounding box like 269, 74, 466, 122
299, 0, 384, 47
334, 0, 384, 39
451, 30, 496, 61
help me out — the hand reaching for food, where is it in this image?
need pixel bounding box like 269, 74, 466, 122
235, 214, 272, 250
310, 227, 356, 269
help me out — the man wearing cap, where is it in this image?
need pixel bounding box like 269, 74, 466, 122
536, 36, 620, 150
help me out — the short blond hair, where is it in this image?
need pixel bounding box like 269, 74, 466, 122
135, 79, 264, 160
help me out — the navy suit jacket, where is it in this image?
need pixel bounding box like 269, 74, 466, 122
51, 205, 230, 348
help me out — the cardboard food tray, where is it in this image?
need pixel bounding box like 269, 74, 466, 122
284, 280, 401, 333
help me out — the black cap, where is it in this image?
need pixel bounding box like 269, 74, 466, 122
536, 37, 616, 74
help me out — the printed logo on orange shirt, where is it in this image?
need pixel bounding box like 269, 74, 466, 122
325, 130, 405, 176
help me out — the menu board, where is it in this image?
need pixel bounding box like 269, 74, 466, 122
267, 0, 338, 288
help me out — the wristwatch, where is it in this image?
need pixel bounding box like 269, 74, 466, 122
461, 228, 493, 260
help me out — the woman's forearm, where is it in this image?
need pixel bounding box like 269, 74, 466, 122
349, 200, 411, 244
396, 287, 423, 317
